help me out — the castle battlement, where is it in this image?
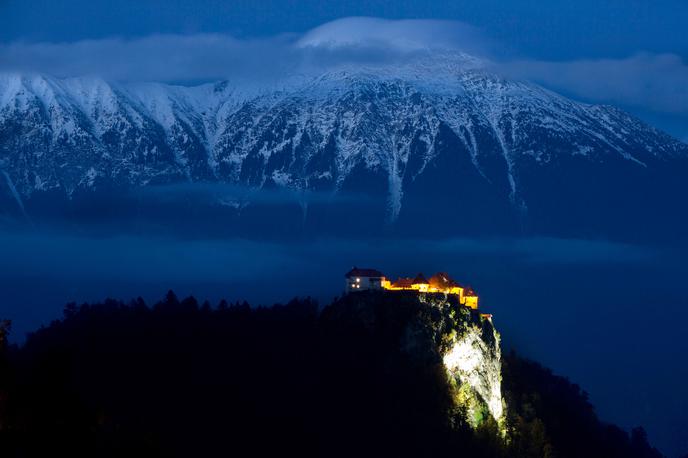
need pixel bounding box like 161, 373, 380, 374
344, 267, 480, 310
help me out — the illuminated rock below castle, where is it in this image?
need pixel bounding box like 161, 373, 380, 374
338, 270, 505, 430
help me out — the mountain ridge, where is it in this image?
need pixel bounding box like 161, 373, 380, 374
1, 56, 687, 239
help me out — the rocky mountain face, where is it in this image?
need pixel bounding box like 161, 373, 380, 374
1, 54, 687, 240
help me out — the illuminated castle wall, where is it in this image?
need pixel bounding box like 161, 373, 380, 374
345, 267, 480, 310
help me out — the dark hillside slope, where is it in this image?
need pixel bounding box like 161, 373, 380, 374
0, 292, 664, 457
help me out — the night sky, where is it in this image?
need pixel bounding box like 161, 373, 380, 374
1, 1, 687, 456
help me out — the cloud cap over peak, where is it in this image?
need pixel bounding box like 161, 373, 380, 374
297, 17, 489, 53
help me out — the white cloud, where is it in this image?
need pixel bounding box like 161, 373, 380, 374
0, 17, 685, 120
0, 17, 488, 83
297, 16, 488, 53
0, 34, 300, 83
496, 53, 688, 114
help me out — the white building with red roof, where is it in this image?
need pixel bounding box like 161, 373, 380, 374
344, 267, 386, 292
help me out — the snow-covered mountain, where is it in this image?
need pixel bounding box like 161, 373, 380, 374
1, 53, 687, 240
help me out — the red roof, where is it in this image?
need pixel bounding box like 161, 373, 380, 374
428, 272, 459, 289
412, 273, 428, 284
391, 278, 414, 288
345, 267, 385, 278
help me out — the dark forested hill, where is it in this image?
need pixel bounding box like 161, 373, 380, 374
0, 292, 664, 457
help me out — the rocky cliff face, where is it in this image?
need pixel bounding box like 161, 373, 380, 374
442, 317, 504, 428
326, 290, 505, 430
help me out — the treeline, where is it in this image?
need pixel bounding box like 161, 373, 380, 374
0, 291, 664, 457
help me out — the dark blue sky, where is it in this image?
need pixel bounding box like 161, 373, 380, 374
1, 0, 686, 139
1, 0, 687, 60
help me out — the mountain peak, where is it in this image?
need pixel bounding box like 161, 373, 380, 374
1, 64, 687, 240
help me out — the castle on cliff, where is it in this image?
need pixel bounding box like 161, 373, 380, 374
344, 267, 481, 310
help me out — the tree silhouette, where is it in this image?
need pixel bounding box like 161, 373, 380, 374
0, 320, 10, 351
0, 292, 666, 458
